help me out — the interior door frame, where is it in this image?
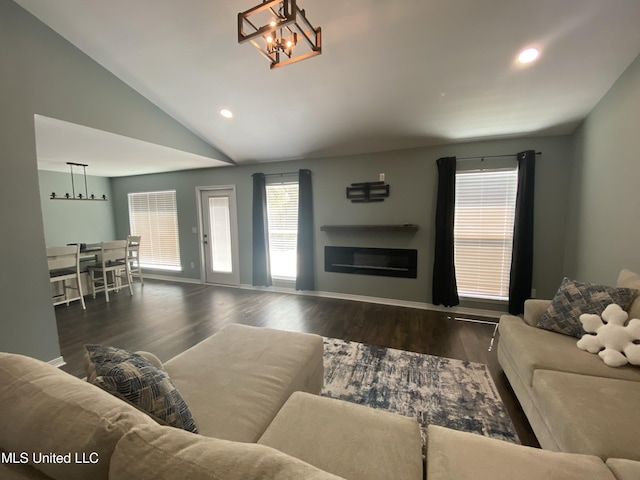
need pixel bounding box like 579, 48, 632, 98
195, 185, 240, 286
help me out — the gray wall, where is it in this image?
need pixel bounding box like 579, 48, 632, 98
0, 0, 228, 362
4, 0, 636, 362
111, 135, 573, 306
38, 170, 115, 246
565, 53, 640, 284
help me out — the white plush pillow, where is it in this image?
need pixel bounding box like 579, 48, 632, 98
577, 304, 640, 367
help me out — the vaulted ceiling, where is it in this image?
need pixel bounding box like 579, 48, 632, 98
16, 0, 640, 174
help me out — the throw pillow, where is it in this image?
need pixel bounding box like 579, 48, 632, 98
537, 277, 638, 338
577, 303, 640, 367
85, 344, 198, 433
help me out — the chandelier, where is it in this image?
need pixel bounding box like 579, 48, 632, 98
238, 0, 322, 69
50, 162, 107, 201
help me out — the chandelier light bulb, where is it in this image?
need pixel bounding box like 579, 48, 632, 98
269, 20, 277, 27
518, 47, 540, 64
266, 35, 273, 43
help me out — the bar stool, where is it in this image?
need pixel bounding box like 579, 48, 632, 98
127, 235, 144, 285
87, 240, 133, 302
47, 245, 86, 309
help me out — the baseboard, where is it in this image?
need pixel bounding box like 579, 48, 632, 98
48, 356, 66, 368
142, 273, 202, 284
149, 277, 502, 319
238, 284, 502, 319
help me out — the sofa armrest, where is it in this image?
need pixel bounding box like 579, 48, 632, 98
523, 299, 551, 326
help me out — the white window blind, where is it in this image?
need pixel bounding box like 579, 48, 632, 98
454, 169, 517, 300
128, 190, 182, 271
266, 182, 299, 279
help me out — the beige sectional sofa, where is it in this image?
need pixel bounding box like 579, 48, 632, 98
426, 425, 640, 480
497, 269, 640, 462
4, 311, 640, 480
0, 324, 422, 480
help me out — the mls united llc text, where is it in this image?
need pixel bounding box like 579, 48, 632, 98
1, 451, 99, 464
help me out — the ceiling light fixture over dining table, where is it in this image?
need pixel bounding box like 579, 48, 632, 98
50, 162, 107, 201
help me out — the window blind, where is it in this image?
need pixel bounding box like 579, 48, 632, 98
266, 182, 299, 279
454, 169, 517, 300
128, 190, 182, 271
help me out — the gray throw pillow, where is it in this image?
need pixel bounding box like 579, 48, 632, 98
85, 344, 198, 433
537, 277, 638, 338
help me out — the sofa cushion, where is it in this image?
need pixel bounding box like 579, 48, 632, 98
85, 345, 198, 433
134, 350, 164, 370
258, 392, 423, 480
498, 315, 640, 387
426, 425, 615, 480
537, 277, 637, 338
532, 370, 640, 461
164, 324, 324, 442
109, 423, 345, 480
606, 459, 640, 480
0, 352, 157, 480
523, 298, 552, 327
617, 269, 640, 320
0, 460, 53, 480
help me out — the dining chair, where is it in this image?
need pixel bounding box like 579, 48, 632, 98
87, 240, 132, 302
47, 245, 86, 309
126, 235, 144, 285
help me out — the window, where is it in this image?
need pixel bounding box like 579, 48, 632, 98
454, 169, 517, 300
209, 196, 233, 273
128, 190, 182, 271
266, 182, 299, 279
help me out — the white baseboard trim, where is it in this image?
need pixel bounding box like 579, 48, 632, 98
142, 273, 202, 285
238, 284, 502, 320
48, 356, 66, 368
144, 277, 502, 320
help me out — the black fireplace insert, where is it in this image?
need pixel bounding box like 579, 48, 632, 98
324, 246, 417, 278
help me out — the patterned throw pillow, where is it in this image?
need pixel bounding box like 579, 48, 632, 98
85, 345, 198, 433
537, 277, 638, 338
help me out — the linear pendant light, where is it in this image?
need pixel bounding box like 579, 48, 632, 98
50, 162, 107, 201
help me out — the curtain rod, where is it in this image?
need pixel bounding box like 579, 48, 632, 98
457, 151, 542, 160
263, 171, 299, 177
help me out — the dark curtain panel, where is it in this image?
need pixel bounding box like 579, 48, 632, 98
508, 150, 536, 314
252, 173, 272, 286
296, 169, 315, 290
432, 157, 460, 307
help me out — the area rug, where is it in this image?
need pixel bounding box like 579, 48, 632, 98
321, 337, 519, 450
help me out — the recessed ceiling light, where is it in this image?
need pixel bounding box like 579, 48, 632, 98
518, 48, 540, 64
220, 109, 233, 118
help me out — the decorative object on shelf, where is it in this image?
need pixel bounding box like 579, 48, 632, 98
238, 0, 322, 69
346, 181, 390, 203
320, 224, 418, 232
50, 162, 107, 201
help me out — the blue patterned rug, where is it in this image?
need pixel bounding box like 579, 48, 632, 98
321, 337, 519, 450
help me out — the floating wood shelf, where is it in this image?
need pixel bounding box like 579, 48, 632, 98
320, 224, 418, 232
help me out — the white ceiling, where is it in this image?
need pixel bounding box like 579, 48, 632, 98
16, 0, 640, 174
34, 115, 230, 177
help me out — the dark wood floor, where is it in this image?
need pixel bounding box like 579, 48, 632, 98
54, 279, 539, 448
